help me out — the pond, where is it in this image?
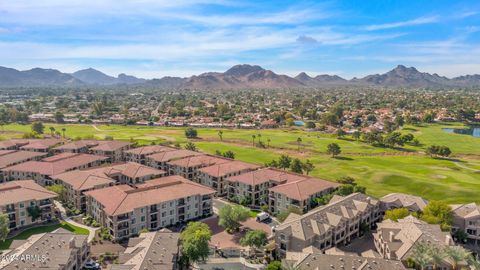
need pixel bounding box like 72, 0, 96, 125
443, 127, 480, 138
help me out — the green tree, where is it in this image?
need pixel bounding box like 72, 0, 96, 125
46, 184, 66, 202
32, 121, 45, 134
240, 230, 268, 249
384, 208, 410, 221
410, 241, 432, 270
27, 205, 41, 221
445, 246, 471, 270
184, 142, 198, 151
184, 128, 198, 138
278, 155, 292, 170
352, 130, 361, 140
218, 130, 223, 141
290, 158, 303, 174
305, 121, 316, 129
296, 137, 302, 151
429, 246, 447, 270
49, 126, 56, 136
336, 128, 346, 138
0, 213, 9, 243
251, 134, 256, 146
218, 205, 249, 233
180, 222, 212, 266
266, 260, 282, 270
421, 201, 453, 231
326, 143, 341, 157
302, 159, 315, 175
223, 150, 235, 159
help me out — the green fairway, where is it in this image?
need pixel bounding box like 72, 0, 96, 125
1, 122, 479, 203
0, 221, 89, 250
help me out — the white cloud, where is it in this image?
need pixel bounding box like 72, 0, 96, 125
365, 16, 438, 31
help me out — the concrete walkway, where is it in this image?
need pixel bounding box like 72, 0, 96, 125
54, 201, 98, 242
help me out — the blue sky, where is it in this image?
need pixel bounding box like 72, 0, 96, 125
0, 0, 479, 78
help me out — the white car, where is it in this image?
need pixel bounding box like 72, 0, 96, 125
84, 260, 100, 270
256, 212, 270, 222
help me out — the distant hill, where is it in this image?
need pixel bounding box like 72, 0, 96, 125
72, 68, 145, 85
1, 64, 480, 89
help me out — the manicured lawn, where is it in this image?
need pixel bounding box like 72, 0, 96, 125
1, 122, 479, 204
0, 222, 89, 250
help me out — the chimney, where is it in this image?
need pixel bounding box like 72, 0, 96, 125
445, 235, 453, 245
389, 231, 395, 242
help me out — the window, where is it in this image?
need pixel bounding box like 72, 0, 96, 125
141, 216, 145, 222
19, 203, 24, 208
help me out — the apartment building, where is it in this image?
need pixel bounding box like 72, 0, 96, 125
226, 168, 338, 212
196, 160, 261, 195
268, 177, 339, 214
146, 149, 202, 171
52, 170, 116, 212
53, 139, 103, 153
0, 228, 89, 270
107, 229, 180, 270
0, 180, 57, 230
273, 193, 381, 258
379, 193, 428, 213
85, 175, 215, 240
283, 252, 408, 270
125, 145, 177, 164
3, 152, 109, 185
0, 150, 47, 182
0, 139, 30, 150
90, 140, 132, 162
374, 216, 455, 268
166, 154, 230, 180
451, 203, 480, 248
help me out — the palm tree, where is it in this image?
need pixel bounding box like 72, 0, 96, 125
446, 246, 471, 270
267, 138, 271, 148
411, 241, 432, 270
251, 134, 256, 147
296, 137, 302, 152
467, 255, 480, 270
429, 246, 447, 270
49, 126, 55, 136
61, 127, 66, 138
218, 130, 223, 141
257, 133, 261, 143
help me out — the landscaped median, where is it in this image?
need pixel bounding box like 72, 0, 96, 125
0, 221, 89, 250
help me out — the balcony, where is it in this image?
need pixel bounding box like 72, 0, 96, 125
117, 223, 129, 230
202, 195, 211, 201
39, 200, 51, 207
177, 199, 185, 206
150, 205, 158, 213
5, 206, 15, 213
117, 214, 129, 221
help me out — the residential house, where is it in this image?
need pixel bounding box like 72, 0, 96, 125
19, 138, 63, 152
451, 203, 480, 248
53, 140, 102, 153
0, 228, 89, 270
0, 180, 57, 230
380, 193, 428, 213
85, 175, 215, 240
106, 229, 180, 270
374, 216, 455, 268
90, 162, 167, 185
273, 193, 381, 258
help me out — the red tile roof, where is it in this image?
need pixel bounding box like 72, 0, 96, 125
0, 150, 47, 169
269, 177, 339, 201
53, 140, 100, 151
147, 149, 202, 163
167, 154, 230, 168
52, 170, 115, 191
3, 153, 108, 176
90, 162, 166, 179
198, 160, 260, 177
90, 141, 131, 151
19, 139, 62, 150
125, 145, 177, 155
85, 175, 215, 216
0, 180, 57, 205
227, 168, 308, 186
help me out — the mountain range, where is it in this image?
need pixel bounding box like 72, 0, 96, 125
1, 64, 480, 89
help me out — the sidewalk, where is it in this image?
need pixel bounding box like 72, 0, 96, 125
54, 200, 98, 242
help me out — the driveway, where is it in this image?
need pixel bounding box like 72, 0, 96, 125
54, 200, 98, 242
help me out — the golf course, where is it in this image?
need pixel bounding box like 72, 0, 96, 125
1, 122, 479, 203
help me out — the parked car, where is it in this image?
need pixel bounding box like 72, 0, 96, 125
84, 259, 100, 270
256, 212, 270, 222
